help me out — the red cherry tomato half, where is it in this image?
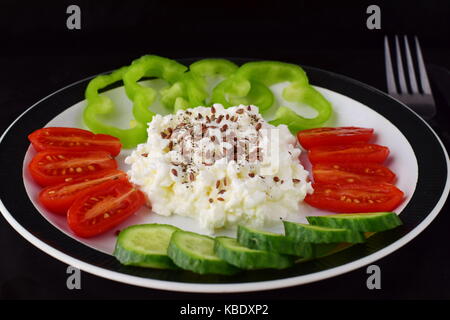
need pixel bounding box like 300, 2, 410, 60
67, 179, 146, 238
28, 127, 122, 156
305, 183, 404, 213
38, 169, 128, 215
308, 143, 390, 164
28, 150, 117, 187
312, 163, 396, 185
297, 127, 374, 149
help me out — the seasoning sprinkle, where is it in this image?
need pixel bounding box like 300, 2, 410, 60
221, 124, 228, 132
236, 108, 244, 114
273, 176, 280, 182
171, 169, 178, 177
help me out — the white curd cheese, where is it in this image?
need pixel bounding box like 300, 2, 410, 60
125, 104, 312, 233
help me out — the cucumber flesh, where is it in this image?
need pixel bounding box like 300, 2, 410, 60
284, 221, 366, 244
167, 230, 239, 275
114, 224, 179, 269
306, 212, 402, 232
215, 236, 295, 270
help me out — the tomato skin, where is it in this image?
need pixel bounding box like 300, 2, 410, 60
308, 143, 389, 164
312, 163, 396, 185
28, 127, 122, 156
67, 180, 146, 238
297, 127, 374, 149
38, 169, 127, 215
305, 183, 404, 213
28, 150, 117, 187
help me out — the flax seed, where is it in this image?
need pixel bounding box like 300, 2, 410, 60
221, 124, 228, 132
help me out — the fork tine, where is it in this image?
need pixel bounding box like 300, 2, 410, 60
384, 36, 397, 94
415, 36, 432, 94
404, 36, 419, 93
395, 35, 408, 94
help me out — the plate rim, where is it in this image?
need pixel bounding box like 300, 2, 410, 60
1, 65, 449, 293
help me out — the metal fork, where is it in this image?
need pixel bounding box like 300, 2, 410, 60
384, 35, 436, 119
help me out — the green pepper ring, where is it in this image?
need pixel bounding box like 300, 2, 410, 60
211, 77, 274, 111
161, 59, 240, 111
123, 55, 188, 123
83, 66, 148, 149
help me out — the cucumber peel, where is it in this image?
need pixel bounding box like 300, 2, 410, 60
215, 236, 295, 270
283, 221, 366, 244
307, 212, 402, 232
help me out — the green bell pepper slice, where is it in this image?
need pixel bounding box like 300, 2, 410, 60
83, 66, 148, 149
211, 61, 308, 112
269, 82, 333, 133
211, 60, 331, 132
161, 59, 239, 111
123, 55, 188, 122
211, 76, 274, 110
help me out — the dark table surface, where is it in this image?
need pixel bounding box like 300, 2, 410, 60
1, 1, 450, 300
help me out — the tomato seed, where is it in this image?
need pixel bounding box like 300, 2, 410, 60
76, 167, 83, 173
88, 165, 95, 171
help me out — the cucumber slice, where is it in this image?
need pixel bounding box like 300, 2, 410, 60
167, 230, 239, 275
114, 224, 179, 269
237, 225, 302, 256
283, 221, 366, 243
306, 212, 403, 232
237, 225, 335, 258
215, 236, 295, 270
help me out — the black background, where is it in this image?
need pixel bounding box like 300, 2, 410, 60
1, 0, 450, 300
